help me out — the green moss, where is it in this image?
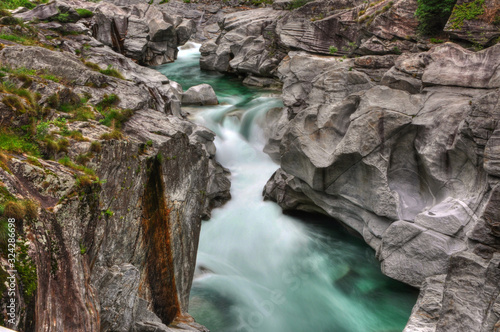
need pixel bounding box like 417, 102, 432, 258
14, 241, 37, 304
76, 8, 93, 18
288, 0, 311, 9
40, 74, 60, 82
449, 0, 485, 29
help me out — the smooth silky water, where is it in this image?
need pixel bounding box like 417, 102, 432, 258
155, 44, 418, 332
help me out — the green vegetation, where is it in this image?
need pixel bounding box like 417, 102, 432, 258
41, 74, 61, 82
90, 141, 102, 153
54, 12, 71, 23
83, 62, 125, 79
79, 242, 87, 255
104, 209, 114, 217
95, 94, 120, 112
448, 0, 485, 29
100, 128, 123, 140
159, 0, 169, 3
429, 37, 445, 43
99, 108, 133, 128
415, 0, 457, 35
0, 131, 40, 156
14, 241, 37, 303
83, 61, 101, 71
99, 65, 125, 79
289, 0, 311, 10
329, 46, 338, 54
0, 0, 37, 10
58, 156, 96, 176
76, 8, 94, 18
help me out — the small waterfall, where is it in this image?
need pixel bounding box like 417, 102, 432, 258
155, 43, 417, 332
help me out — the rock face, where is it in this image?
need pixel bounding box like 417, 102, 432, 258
15, 0, 196, 66
0, 13, 229, 332
200, 8, 286, 77
263, 43, 500, 330
199, 0, 424, 78
444, 0, 500, 47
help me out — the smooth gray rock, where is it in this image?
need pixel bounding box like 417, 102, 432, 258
263, 43, 500, 327
422, 43, 500, 89
404, 275, 446, 332
182, 84, 218, 106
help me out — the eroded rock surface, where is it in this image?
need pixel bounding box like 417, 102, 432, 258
0, 9, 229, 331
263, 43, 500, 330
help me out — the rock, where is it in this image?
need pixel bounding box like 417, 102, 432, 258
15, 0, 79, 22
403, 275, 446, 332
200, 8, 286, 76
263, 41, 500, 327
435, 252, 500, 332
444, 0, 500, 46
17, 0, 197, 66
0, 17, 230, 332
182, 84, 218, 106
176, 19, 196, 46
421, 43, 500, 88
381, 66, 422, 94
379, 220, 467, 287
243, 75, 283, 89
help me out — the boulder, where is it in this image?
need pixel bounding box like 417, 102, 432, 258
182, 84, 218, 106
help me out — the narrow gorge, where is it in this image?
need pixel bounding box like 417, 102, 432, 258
0, 0, 499, 332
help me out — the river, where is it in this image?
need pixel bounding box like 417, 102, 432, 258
155, 43, 417, 332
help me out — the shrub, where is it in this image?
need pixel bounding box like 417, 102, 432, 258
415, 0, 457, 35
329, 46, 338, 54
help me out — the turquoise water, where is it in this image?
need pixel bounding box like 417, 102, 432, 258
155, 44, 417, 332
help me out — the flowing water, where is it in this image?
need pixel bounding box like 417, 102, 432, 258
155, 44, 418, 332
